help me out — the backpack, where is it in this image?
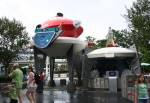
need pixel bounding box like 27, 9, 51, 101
34, 72, 40, 84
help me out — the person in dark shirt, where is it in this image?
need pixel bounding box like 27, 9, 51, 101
36, 69, 45, 93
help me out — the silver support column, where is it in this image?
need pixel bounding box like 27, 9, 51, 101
49, 57, 55, 86
67, 45, 76, 92
34, 46, 46, 72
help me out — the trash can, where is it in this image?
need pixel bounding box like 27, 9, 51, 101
60, 79, 66, 86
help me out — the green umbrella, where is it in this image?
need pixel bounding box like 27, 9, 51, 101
141, 63, 150, 66
141, 63, 150, 72
21, 66, 29, 69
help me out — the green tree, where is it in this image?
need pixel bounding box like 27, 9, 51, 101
125, 0, 150, 63
111, 29, 134, 48
0, 17, 30, 74
85, 36, 96, 42
95, 39, 107, 48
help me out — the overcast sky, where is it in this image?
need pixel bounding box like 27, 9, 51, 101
0, 0, 135, 40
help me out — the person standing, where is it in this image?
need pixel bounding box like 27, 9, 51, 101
9, 63, 23, 103
135, 73, 149, 103
26, 65, 36, 103
8, 84, 18, 103
36, 69, 45, 93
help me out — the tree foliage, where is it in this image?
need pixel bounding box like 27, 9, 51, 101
111, 29, 134, 48
125, 0, 150, 62
0, 17, 30, 74
95, 39, 107, 48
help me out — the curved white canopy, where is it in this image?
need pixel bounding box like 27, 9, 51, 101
87, 47, 137, 58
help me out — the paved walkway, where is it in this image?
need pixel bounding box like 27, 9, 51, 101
0, 89, 133, 103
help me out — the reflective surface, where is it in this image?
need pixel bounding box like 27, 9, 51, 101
30, 90, 132, 103
0, 90, 133, 103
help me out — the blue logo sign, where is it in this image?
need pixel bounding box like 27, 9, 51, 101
33, 31, 55, 48
33, 27, 62, 48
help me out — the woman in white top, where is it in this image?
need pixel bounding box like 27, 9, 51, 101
26, 65, 37, 103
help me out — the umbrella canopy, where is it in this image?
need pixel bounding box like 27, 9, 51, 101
21, 66, 29, 69
87, 47, 136, 58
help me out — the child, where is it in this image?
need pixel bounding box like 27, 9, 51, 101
135, 73, 149, 103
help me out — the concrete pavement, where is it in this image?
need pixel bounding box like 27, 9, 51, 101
0, 89, 133, 103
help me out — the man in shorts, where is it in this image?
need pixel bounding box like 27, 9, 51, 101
9, 63, 23, 103
9, 85, 18, 103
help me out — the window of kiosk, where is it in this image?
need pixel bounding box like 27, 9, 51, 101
94, 59, 130, 77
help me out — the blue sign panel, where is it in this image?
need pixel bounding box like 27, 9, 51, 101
33, 31, 55, 48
